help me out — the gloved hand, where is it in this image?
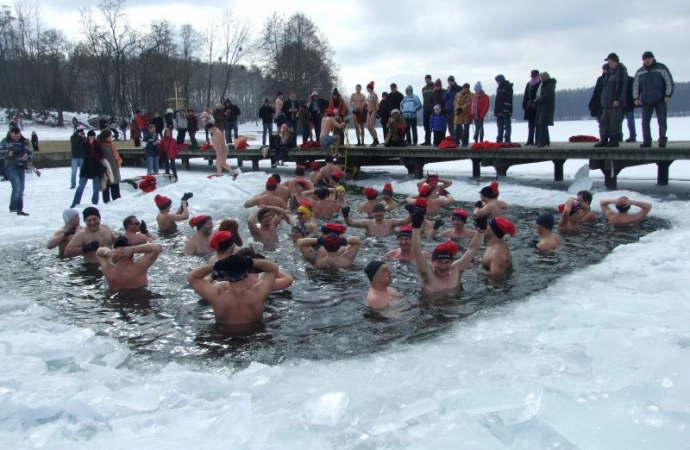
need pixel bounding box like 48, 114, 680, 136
214, 254, 254, 273
412, 208, 426, 229
473, 215, 488, 231
341, 206, 350, 218
181, 192, 193, 202
474, 200, 483, 208
433, 219, 444, 231
139, 220, 148, 235
404, 203, 415, 214
64, 227, 77, 237
456, 107, 462, 114
439, 189, 449, 196
529, 239, 539, 248
82, 241, 99, 254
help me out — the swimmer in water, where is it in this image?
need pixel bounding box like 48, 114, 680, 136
341, 202, 411, 237
534, 211, 561, 252
385, 224, 430, 262
47, 209, 82, 257
364, 260, 399, 310
473, 181, 508, 220
297, 223, 362, 270
286, 201, 318, 238
247, 206, 287, 251
575, 190, 596, 223
234, 246, 294, 292
416, 173, 453, 199
405, 198, 445, 237
303, 187, 340, 218
313, 155, 339, 187
600, 196, 652, 225
438, 209, 477, 242
405, 183, 455, 215
557, 198, 585, 233
64, 207, 117, 264
411, 206, 484, 294
95, 236, 162, 291
123, 215, 154, 245
184, 215, 214, 256
282, 165, 314, 196
155, 193, 192, 233
207, 230, 237, 265
380, 183, 398, 211
358, 187, 379, 215
244, 176, 289, 210
187, 254, 279, 325
217, 218, 244, 248
480, 217, 516, 275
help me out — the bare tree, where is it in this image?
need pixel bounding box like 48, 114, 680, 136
200, 18, 219, 108
217, 9, 251, 103
179, 23, 200, 108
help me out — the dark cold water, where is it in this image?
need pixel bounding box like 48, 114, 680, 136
0, 197, 668, 371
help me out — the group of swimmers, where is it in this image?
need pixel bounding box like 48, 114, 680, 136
48, 160, 652, 328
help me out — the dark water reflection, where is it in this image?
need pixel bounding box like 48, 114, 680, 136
1, 201, 667, 370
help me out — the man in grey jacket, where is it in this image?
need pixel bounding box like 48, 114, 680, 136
174, 108, 188, 146
633, 51, 674, 148
595, 53, 628, 148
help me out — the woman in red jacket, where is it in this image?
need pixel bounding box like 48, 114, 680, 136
470, 82, 490, 143
159, 128, 180, 180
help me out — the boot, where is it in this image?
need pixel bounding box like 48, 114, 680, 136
594, 136, 608, 148
370, 139, 379, 147
659, 137, 667, 148
606, 138, 620, 147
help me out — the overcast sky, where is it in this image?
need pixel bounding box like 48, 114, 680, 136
38, 0, 689, 96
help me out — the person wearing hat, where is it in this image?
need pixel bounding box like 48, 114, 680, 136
557, 197, 585, 233
439, 209, 477, 242
595, 53, 629, 148
312, 155, 339, 186
341, 202, 411, 237
473, 181, 509, 224
70, 129, 103, 209
184, 215, 214, 256
633, 51, 674, 148
297, 223, 362, 271
378, 91, 390, 139
95, 236, 162, 291
400, 86, 422, 145
364, 260, 399, 310
384, 109, 407, 147
385, 224, 430, 262
522, 70, 541, 145
533, 72, 557, 147
494, 74, 514, 143
380, 183, 398, 211
416, 173, 453, 200
243, 176, 289, 210
282, 165, 314, 196
410, 205, 484, 293
287, 178, 311, 211
0, 126, 31, 215
534, 211, 561, 252
47, 209, 83, 256
156, 193, 192, 233
420, 75, 436, 146
599, 196, 652, 225
405, 183, 455, 216
64, 207, 118, 263
429, 104, 447, 146
207, 230, 238, 265
287, 200, 318, 239
453, 83, 474, 147
97, 129, 122, 204
308, 91, 328, 139
470, 82, 489, 143
440, 76, 460, 136
480, 217, 516, 275
247, 206, 288, 251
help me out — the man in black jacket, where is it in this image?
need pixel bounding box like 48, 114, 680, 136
421, 75, 435, 145
223, 99, 241, 144
494, 75, 514, 143
621, 75, 637, 143
387, 84, 404, 114
588, 64, 608, 124
633, 51, 674, 148
379, 92, 390, 138
522, 70, 540, 145
258, 98, 275, 146
308, 91, 327, 140
70, 129, 85, 189
595, 53, 628, 148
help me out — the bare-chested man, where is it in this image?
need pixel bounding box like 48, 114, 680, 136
411, 207, 483, 294
286, 201, 318, 238
123, 215, 154, 245
187, 254, 278, 326
64, 207, 118, 264
206, 122, 238, 179
380, 183, 398, 211
244, 176, 289, 210
342, 203, 411, 237
405, 198, 446, 237
365, 81, 379, 147
207, 230, 237, 265
358, 187, 379, 215
234, 247, 294, 292
303, 187, 340, 218
297, 223, 362, 271
405, 184, 455, 215
385, 224, 430, 262
95, 236, 162, 291
534, 211, 561, 252
558, 199, 585, 233
439, 209, 477, 242
416, 173, 453, 199
275, 91, 284, 118
575, 190, 596, 223
350, 84, 367, 146
282, 165, 314, 196
313, 155, 339, 186
319, 108, 345, 157
600, 196, 652, 225
309, 160, 321, 184
47, 209, 82, 257
474, 182, 509, 220
184, 215, 214, 256
155, 193, 191, 233
247, 206, 287, 251
481, 217, 516, 275
268, 173, 291, 204
364, 260, 398, 310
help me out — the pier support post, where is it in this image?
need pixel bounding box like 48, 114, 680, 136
472, 159, 481, 178
656, 161, 672, 186
553, 159, 565, 181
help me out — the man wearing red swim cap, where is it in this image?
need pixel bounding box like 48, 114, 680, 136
439, 208, 477, 242
155, 192, 192, 233
184, 215, 214, 256
297, 223, 362, 270
243, 175, 289, 210
481, 216, 517, 275
405, 183, 455, 215
415, 173, 453, 199
342, 202, 411, 237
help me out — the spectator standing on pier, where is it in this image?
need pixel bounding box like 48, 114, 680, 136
595, 53, 628, 148
259, 99, 276, 147
421, 74, 435, 146
494, 74, 514, 143
523, 70, 540, 146
471, 82, 489, 143
633, 51, 674, 148
442, 76, 460, 136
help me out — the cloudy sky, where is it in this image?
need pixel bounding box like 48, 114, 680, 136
38, 0, 689, 95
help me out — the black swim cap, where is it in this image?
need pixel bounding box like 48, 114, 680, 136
364, 260, 385, 282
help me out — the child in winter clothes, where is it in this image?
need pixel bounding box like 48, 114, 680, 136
430, 105, 448, 146
400, 85, 422, 145
159, 128, 180, 180
471, 82, 490, 143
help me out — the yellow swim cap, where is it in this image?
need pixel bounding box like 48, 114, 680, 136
297, 205, 312, 220
336, 186, 346, 193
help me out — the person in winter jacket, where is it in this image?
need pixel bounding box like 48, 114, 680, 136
533, 72, 557, 147
98, 129, 122, 204
308, 92, 327, 140
298, 100, 312, 145
379, 92, 390, 138
400, 85, 422, 145
130, 118, 142, 147
384, 110, 406, 147
0, 127, 32, 215
199, 109, 211, 144
163, 109, 174, 130
135, 110, 151, 133
595, 53, 628, 148
523, 70, 541, 145
494, 74, 514, 143
258, 98, 276, 146
187, 109, 199, 149
70, 130, 103, 209
633, 51, 674, 148
453, 83, 474, 147
441, 76, 460, 136
386, 84, 404, 114
421, 74, 435, 145
471, 82, 490, 143
174, 108, 188, 146
151, 111, 165, 135
159, 128, 180, 180
143, 124, 161, 175
70, 129, 85, 189
588, 64, 608, 123
430, 105, 448, 146
223, 99, 242, 143
120, 117, 129, 141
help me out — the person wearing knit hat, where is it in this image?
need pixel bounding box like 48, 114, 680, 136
400, 85, 422, 145
385, 224, 431, 262
156, 192, 192, 233
405, 182, 455, 216
416, 172, 453, 200
281, 166, 314, 198
474, 181, 509, 228
94, 239, 162, 291
341, 198, 412, 237
481, 217, 516, 275
439, 209, 477, 242
441, 76, 460, 136
383, 107, 406, 147
357, 187, 379, 215
534, 211, 561, 252
318, 103, 345, 157
380, 183, 398, 210
207, 231, 237, 264
365, 260, 398, 310
286, 199, 317, 239
409, 203, 484, 292
329, 170, 345, 188
290, 220, 309, 243
247, 205, 287, 251
311, 155, 338, 187
184, 215, 214, 256
63, 206, 118, 264
523, 69, 541, 146
258, 97, 275, 147
243, 176, 289, 210
296, 223, 362, 270
494, 74, 514, 143
47, 209, 83, 256
471, 81, 490, 143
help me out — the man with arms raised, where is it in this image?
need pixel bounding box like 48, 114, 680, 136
405, 184, 455, 216
207, 230, 237, 265
304, 187, 340, 219
247, 206, 287, 251
319, 108, 345, 157
282, 165, 314, 195
184, 215, 214, 256
206, 122, 239, 179
416, 173, 453, 199
95, 236, 162, 291
187, 254, 278, 326
600, 196, 652, 225
341, 202, 411, 237
286, 201, 318, 237
123, 215, 154, 245
297, 223, 362, 271
155, 193, 192, 233
364, 260, 398, 310
244, 176, 289, 209
64, 207, 117, 264
47, 209, 82, 257
411, 207, 484, 294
